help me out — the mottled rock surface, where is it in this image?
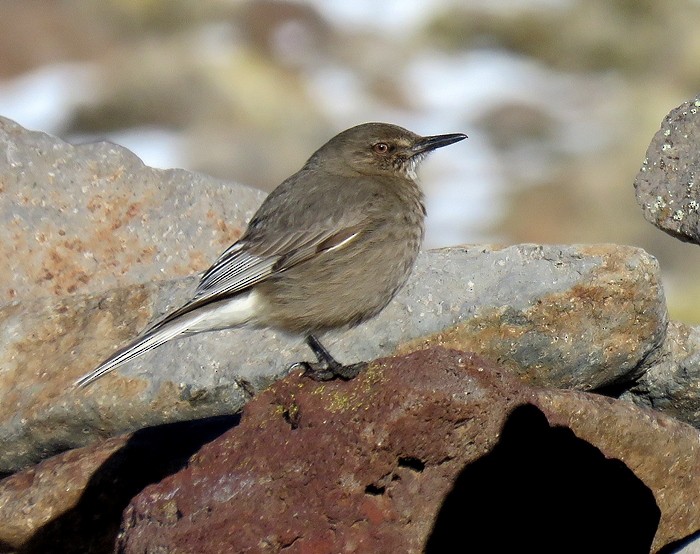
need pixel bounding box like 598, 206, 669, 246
670, 532, 700, 554
0, 115, 266, 303
115, 348, 699, 553
626, 94, 700, 430
0, 434, 130, 551
0, 244, 667, 473
405, 244, 666, 391
634, 94, 700, 244
0, 415, 238, 553
622, 321, 700, 428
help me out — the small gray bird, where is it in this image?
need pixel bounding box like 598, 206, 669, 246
75, 123, 466, 388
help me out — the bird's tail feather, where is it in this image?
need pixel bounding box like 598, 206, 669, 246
73, 310, 207, 389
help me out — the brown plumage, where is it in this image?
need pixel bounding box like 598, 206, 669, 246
75, 122, 466, 387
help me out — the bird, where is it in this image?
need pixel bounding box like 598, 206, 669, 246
74, 122, 467, 388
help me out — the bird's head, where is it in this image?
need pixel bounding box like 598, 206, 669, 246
309, 122, 466, 180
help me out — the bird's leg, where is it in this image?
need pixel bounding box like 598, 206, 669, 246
296, 335, 366, 381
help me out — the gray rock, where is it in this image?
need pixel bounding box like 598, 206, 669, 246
0, 116, 266, 303
627, 95, 700, 429
403, 244, 668, 391
0, 244, 667, 473
634, 95, 700, 243
622, 321, 700, 427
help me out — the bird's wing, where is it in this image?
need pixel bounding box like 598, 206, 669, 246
199, 224, 364, 298
155, 221, 367, 327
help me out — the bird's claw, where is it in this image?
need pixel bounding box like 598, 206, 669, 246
287, 361, 367, 381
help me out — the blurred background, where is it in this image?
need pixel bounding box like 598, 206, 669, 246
1, 0, 700, 320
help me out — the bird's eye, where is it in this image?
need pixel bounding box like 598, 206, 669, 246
372, 142, 390, 154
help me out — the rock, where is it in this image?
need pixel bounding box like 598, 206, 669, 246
115, 348, 699, 553
622, 321, 700, 428
668, 532, 700, 553
0, 244, 667, 473
0, 434, 130, 552
0, 116, 266, 303
406, 244, 667, 391
0, 415, 239, 553
634, 95, 700, 244
629, 95, 700, 429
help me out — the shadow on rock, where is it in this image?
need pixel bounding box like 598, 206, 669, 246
425, 403, 660, 553
658, 529, 700, 554
17, 414, 240, 554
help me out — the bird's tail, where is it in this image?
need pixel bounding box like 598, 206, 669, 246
73, 309, 208, 389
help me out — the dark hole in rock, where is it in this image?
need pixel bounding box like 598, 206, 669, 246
398, 456, 425, 472
364, 483, 386, 496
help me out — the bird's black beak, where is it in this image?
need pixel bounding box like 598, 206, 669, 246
412, 133, 467, 155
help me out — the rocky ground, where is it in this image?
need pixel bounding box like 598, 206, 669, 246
1, 96, 700, 552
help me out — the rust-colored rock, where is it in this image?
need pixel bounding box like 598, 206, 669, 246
0, 435, 128, 552
116, 348, 699, 553
0, 415, 239, 553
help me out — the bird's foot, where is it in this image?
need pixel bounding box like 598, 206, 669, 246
288, 361, 367, 381
287, 335, 367, 380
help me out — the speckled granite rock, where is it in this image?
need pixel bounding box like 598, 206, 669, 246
113, 348, 698, 553
0, 115, 266, 302
0, 244, 667, 473
634, 94, 700, 243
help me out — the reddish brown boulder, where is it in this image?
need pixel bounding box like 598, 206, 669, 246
116, 348, 699, 553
